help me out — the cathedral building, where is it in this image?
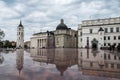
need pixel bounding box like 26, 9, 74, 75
17, 21, 24, 48
30, 19, 77, 48
78, 17, 120, 48
30, 31, 55, 48
54, 19, 77, 48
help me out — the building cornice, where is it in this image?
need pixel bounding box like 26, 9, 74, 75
81, 23, 120, 27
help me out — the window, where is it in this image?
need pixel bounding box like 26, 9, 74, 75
90, 29, 92, 33
119, 43, 120, 45
108, 43, 110, 46
108, 54, 111, 59
111, 64, 114, 68
104, 36, 106, 40
87, 37, 89, 40
118, 36, 120, 40
108, 36, 110, 40
110, 28, 113, 32
80, 32, 82, 36
104, 43, 106, 46
104, 53, 106, 60
66, 36, 68, 40
105, 63, 108, 68
90, 62, 93, 67
105, 28, 108, 33
114, 56, 116, 60
81, 38, 82, 42
19, 28, 21, 30
114, 36, 116, 40
117, 64, 120, 69
116, 27, 119, 32
21, 32, 23, 35
19, 32, 20, 35
87, 37, 89, 44
81, 52, 82, 57
74, 34, 77, 37
56, 38, 59, 44
114, 43, 116, 46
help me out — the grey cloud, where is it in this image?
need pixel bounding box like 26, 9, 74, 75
0, 0, 120, 41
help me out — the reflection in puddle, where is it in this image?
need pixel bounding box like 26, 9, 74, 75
30, 49, 78, 76
78, 49, 120, 78
0, 49, 120, 80
16, 49, 24, 76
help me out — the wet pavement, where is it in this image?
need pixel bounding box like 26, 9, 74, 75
0, 48, 120, 80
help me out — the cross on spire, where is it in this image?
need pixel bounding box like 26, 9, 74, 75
20, 20, 22, 25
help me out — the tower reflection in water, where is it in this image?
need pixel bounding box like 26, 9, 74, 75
30, 49, 78, 76
0, 52, 4, 65
16, 49, 24, 76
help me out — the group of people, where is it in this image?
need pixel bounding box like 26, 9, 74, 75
109, 44, 120, 52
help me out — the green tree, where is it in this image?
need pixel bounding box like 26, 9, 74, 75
0, 29, 5, 48
0, 29, 5, 40
3, 40, 12, 48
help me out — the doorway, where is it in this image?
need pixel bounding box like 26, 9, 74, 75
91, 38, 98, 49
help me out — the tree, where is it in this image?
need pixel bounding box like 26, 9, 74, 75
0, 29, 5, 48
3, 40, 11, 48
0, 29, 5, 40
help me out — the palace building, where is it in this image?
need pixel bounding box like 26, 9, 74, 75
30, 19, 77, 48
78, 17, 120, 48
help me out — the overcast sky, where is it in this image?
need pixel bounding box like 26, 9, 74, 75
0, 0, 120, 41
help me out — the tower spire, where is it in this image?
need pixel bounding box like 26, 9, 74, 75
18, 20, 23, 27
20, 20, 22, 25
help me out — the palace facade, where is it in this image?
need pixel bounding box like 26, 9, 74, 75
78, 17, 120, 48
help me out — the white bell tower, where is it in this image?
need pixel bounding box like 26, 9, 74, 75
17, 20, 24, 48
98, 27, 104, 48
